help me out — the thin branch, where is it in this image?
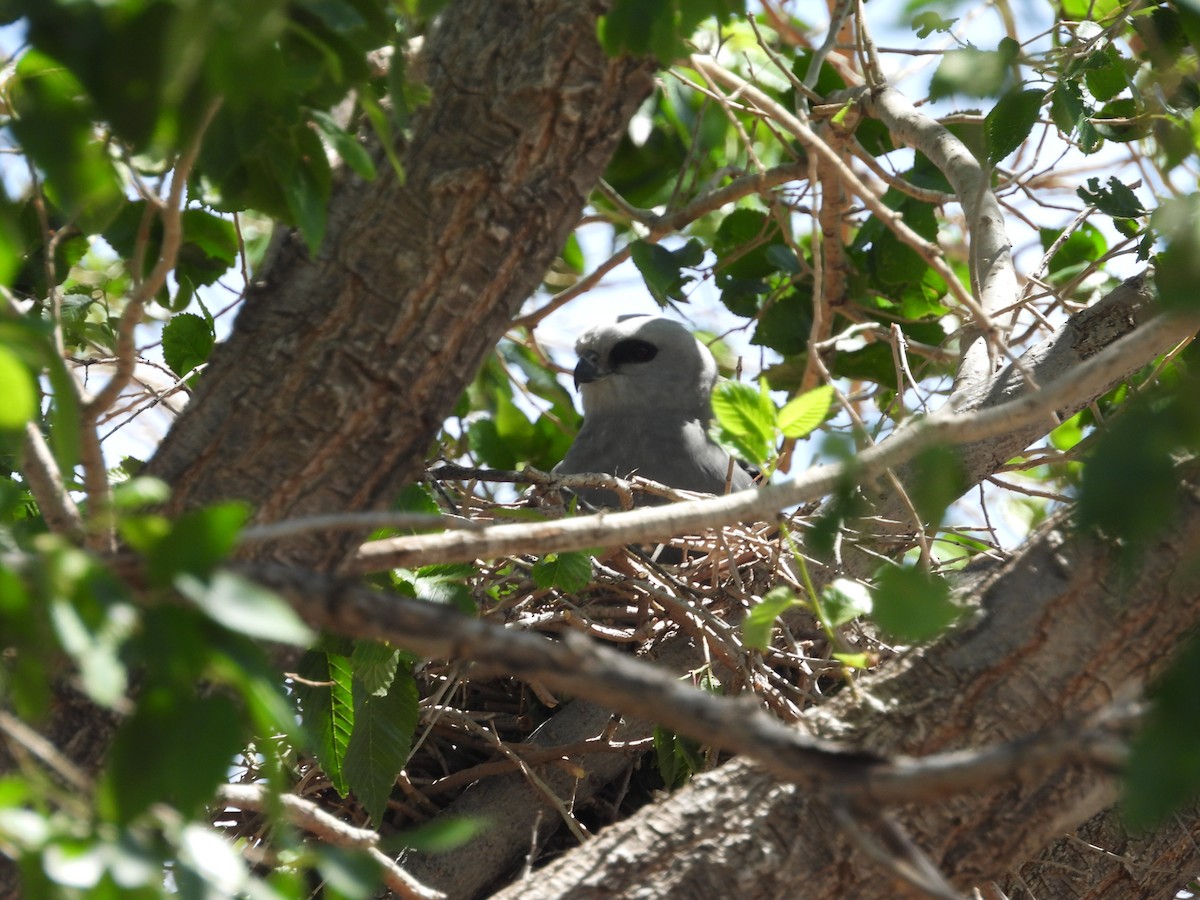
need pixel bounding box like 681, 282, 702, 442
687, 56, 989, 333
354, 301, 1196, 570
216, 784, 445, 900
20, 422, 83, 540
512, 163, 808, 330
249, 561, 1134, 808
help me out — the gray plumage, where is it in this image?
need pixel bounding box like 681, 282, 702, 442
554, 315, 754, 508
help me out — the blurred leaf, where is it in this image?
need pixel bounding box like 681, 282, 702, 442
912, 11, 957, 37
312, 110, 377, 181
1083, 45, 1130, 102
871, 564, 962, 642
819, 578, 873, 628
102, 687, 244, 824
778, 385, 834, 439
986, 89, 1045, 164
0, 345, 37, 431
741, 586, 800, 651
389, 817, 488, 853
909, 444, 969, 525
1123, 635, 1200, 828
10, 50, 124, 230
175, 570, 315, 647
146, 501, 250, 587
531, 551, 593, 592
929, 39, 1018, 101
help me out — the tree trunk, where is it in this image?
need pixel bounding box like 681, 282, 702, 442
146, 0, 655, 572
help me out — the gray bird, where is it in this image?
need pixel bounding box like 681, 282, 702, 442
554, 315, 754, 509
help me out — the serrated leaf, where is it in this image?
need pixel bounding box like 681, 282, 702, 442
778, 385, 834, 439
294, 650, 355, 796
871, 565, 962, 642
1077, 175, 1146, 219
1050, 80, 1087, 137
819, 578, 873, 628
175, 570, 315, 647
344, 668, 418, 826
711, 380, 776, 467
161, 312, 215, 381
531, 551, 593, 592
986, 89, 1045, 164
741, 586, 800, 651
352, 641, 401, 697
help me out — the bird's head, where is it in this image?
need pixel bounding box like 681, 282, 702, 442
571, 315, 719, 416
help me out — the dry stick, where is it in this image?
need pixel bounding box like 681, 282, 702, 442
20, 420, 84, 542
78, 99, 222, 552
353, 306, 1199, 571
512, 163, 809, 330
252, 562, 1133, 808
860, 84, 1021, 392
216, 784, 445, 900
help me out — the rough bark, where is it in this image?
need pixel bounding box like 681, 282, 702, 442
1, 3, 652, 895
492, 467, 1200, 898
146, 0, 655, 572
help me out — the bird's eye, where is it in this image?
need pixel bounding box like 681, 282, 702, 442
610, 339, 657, 367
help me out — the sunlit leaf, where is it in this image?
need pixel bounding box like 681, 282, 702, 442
742, 586, 800, 651
778, 385, 834, 439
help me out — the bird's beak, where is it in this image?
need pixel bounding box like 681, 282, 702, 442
573, 354, 605, 389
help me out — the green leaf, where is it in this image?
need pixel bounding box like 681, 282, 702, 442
344, 667, 418, 825
161, 312, 215, 381
293, 650, 355, 796
1092, 97, 1146, 142
741, 586, 800, 651
531, 551, 593, 593
102, 687, 245, 824
912, 11, 957, 38
929, 41, 1017, 101
909, 444, 969, 525
389, 817, 488, 853
352, 641, 401, 697
1083, 46, 1129, 102
818, 578, 873, 628
146, 501, 251, 587
986, 89, 1045, 165
630, 239, 696, 306
1076, 176, 1146, 219
778, 385, 834, 439
1050, 80, 1087, 137
0, 345, 37, 431
11, 51, 124, 231
871, 565, 962, 642
175, 570, 315, 647
48, 593, 135, 709
1123, 635, 1200, 828
653, 726, 703, 789
710, 380, 776, 467
312, 110, 378, 181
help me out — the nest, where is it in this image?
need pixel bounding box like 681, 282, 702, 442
220, 468, 889, 863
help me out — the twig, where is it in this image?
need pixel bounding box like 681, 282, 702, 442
216, 784, 445, 900
20, 422, 84, 540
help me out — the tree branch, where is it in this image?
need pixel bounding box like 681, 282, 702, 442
354, 295, 1197, 569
